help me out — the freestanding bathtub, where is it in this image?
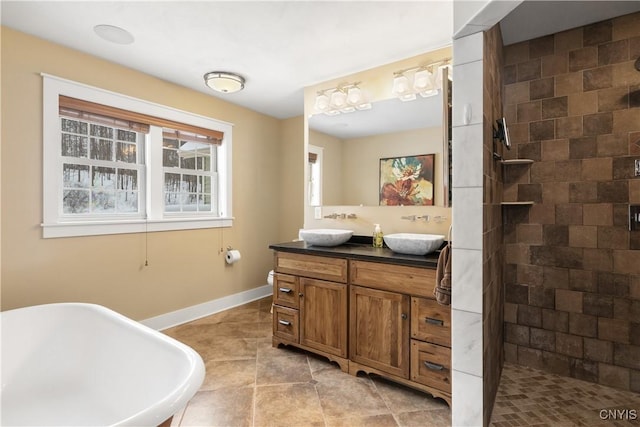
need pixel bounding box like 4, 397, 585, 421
1, 303, 205, 426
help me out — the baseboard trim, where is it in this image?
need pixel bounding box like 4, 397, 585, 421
141, 284, 272, 331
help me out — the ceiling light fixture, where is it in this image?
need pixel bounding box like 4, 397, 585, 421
204, 71, 246, 94
314, 82, 371, 116
93, 24, 135, 45
392, 58, 451, 102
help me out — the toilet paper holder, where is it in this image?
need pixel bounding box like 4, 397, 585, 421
225, 246, 242, 265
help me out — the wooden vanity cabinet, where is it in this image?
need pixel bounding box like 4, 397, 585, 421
271, 250, 451, 405
348, 259, 451, 405
272, 252, 349, 371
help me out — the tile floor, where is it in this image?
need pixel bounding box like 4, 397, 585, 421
491, 363, 640, 426
164, 297, 640, 427
163, 297, 451, 427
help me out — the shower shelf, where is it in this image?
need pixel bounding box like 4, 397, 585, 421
501, 201, 534, 206
500, 159, 534, 165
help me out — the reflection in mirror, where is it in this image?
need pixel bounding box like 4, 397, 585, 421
308, 90, 448, 207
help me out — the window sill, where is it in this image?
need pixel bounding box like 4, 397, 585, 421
42, 217, 233, 238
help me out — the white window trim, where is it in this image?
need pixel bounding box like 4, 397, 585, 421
308, 144, 323, 206
42, 74, 233, 238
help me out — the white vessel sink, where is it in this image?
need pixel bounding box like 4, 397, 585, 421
384, 233, 445, 255
299, 229, 353, 247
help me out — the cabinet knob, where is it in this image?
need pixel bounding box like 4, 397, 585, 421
299, 293, 304, 297
401, 313, 407, 320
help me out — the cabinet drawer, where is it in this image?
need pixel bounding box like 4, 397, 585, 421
411, 297, 451, 347
273, 306, 299, 343
273, 273, 299, 308
275, 252, 348, 283
410, 340, 451, 393
349, 260, 436, 298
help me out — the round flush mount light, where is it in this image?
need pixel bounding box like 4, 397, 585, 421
93, 24, 135, 45
204, 71, 246, 94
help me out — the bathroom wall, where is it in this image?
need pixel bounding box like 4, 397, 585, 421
502, 12, 640, 392
451, 30, 485, 427
482, 24, 505, 424
279, 116, 305, 241
1, 28, 302, 319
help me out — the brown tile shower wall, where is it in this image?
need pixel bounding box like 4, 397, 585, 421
502, 12, 640, 392
483, 25, 505, 424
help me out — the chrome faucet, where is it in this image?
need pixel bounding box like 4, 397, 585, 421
323, 213, 339, 219
401, 215, 417, 221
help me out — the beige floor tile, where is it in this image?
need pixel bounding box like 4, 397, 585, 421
179, 387, 254, 427
203, 337, 258, 361
254, 383, 325, 427
201, 359, 257, 391
395, 408, 452, 427
256, 337, 307, 361
324, 414, 399, 427
306, 352, 343, 374
313, 365, 391, 419
372, 377, 449, 414
256, 355, 313, 385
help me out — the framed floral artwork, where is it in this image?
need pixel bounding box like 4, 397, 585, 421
379, 154, 435, 206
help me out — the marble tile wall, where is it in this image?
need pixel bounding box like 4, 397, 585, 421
502, 11, 640, 392
452, 29, 486, 427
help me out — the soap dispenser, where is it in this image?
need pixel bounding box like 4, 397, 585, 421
373, 224, 384, 248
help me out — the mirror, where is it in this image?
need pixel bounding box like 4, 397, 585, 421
307, 69, 451, 207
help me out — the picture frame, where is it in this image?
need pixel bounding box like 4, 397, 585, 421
379, 154, 435, 206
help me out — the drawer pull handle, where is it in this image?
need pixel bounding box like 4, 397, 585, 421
278, 287, 292, 293
425, 317, 444, 326
278, 320, 291, 326
424, 361, 444, 371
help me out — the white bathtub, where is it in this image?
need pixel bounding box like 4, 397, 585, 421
1, 303, 205, 426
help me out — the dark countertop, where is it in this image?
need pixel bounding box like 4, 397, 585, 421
269, 237, 442, 269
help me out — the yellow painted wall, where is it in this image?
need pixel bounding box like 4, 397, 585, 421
278, 116, 305, 241
0, 27, 302, 319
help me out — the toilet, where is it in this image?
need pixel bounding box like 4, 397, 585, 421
267, 270, 274, 286
267, 270, 275, 314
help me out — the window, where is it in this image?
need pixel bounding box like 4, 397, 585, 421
308, 145, 322, 206
43, 74, 233, 238
162, 129, 217, 214
60, 114, 145, 216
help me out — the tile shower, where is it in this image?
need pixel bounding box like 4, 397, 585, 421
501, 12, 640, 393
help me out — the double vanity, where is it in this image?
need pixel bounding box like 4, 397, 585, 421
269, 231, 452, 405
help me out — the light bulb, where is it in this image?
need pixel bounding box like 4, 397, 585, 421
413, 68, 434, 91
330, 90, 347, 108
346, 86, 362, 105
315, 93, 329, 111
392, 74, 410, 95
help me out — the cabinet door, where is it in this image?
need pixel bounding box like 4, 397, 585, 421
350, 285, 410, 378
299, 278, 348, 357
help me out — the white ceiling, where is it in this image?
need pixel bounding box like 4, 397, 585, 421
0, 1, 453, 119
2, 1, 639, 122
